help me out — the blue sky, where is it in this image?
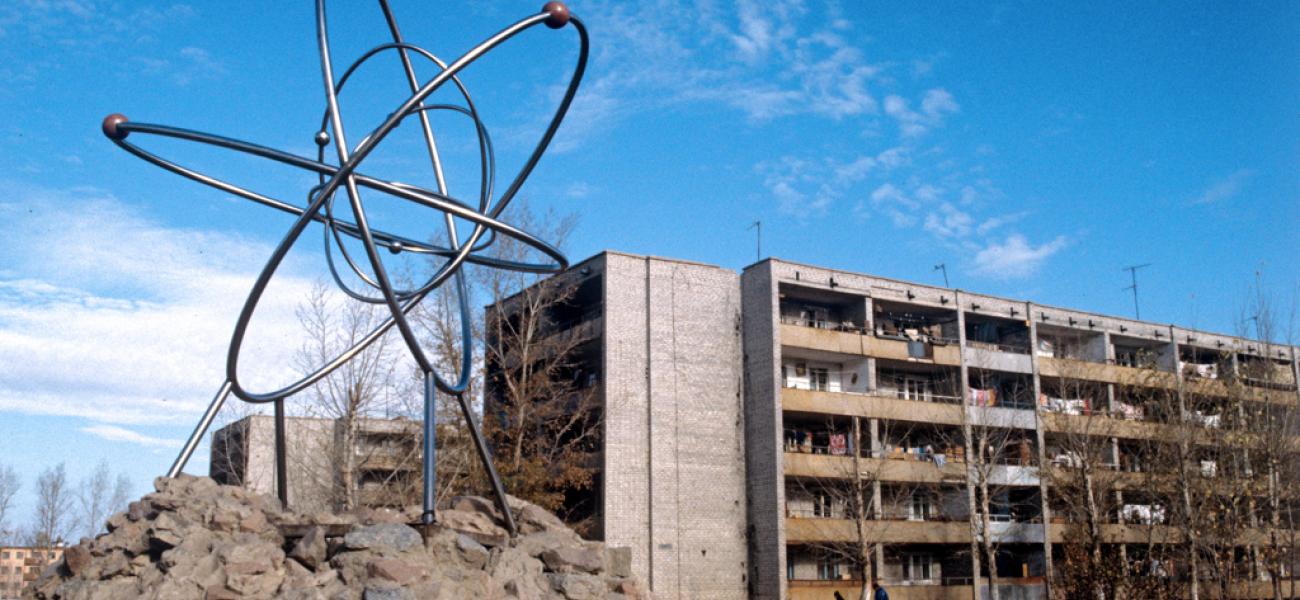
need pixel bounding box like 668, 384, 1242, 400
0, 1, 1296, 533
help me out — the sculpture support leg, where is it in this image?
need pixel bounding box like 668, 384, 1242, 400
168, 381, 234, 478
423, 372, 438, 525
456, 390, 517, 536
274, 398, 289, 508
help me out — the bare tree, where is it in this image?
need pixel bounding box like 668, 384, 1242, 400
954, 366, 1039, 600
786, 414, 945, 600
1225, 285, 1298, 600
75, 460, 117, 540
0, 462, 19, 544
31, 463, 73, 555
477, 206, 605, 533
295, 280, 404, 511
483, 268, 601, 531
1041, 369, 1126, 600
408, 276, 487, 506
110, 474, 131, 517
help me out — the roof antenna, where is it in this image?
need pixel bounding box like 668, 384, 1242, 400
747, 220, 762, 262
1122, 263, 1151, 319
934, 263, 949, 288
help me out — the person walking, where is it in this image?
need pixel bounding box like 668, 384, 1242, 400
871, 580, 889, 600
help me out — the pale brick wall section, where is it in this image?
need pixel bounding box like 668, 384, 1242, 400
602, 254, 653, 584
603, 252, 749, 599
740, 261, 786, 600
212, 416, 379, 513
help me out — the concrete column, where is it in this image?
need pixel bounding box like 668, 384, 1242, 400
866, 357, 878, 393
954, 291, 980, 600
863, 296, 874, 334
1025, 302, 1054, 593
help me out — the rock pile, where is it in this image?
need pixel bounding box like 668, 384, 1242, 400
27, 475, 645, 600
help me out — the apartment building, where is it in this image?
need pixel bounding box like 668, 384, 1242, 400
0, 546, 62, 599
743, 258, 1300, 600
500, 251, 1299, 600
210, 415, 423, 512
484, 251, 751, 600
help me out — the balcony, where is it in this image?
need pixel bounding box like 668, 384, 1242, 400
1038, 356, 1179, 389
963, 344, 1032, 374
782, 388, 964, 425
1039, 411, 1165, 441
985, 520, 1044, 544
871, 336, 962, 365
785, 516, 972, 544
784, 452, 967, 484
789, 580, 972, 600
781, 321, 866, 355
779, 320, 962, 365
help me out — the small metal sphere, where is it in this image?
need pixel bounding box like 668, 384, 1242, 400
542, 1, 570, 28
388, 241, 403, 255
314, 131, 330, 147
102, 114, 129, 140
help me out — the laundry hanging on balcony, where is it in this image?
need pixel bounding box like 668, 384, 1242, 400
967, 387, 998, 407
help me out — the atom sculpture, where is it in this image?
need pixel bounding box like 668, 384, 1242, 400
101, 0, 588, 534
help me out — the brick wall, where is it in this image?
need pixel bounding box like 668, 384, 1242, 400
740, 261, 786, 600
602, 253, 749, 599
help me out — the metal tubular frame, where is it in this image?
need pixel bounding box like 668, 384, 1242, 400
111, 1, 588, 535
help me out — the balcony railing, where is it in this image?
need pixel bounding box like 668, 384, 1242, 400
780, 315, 867, 333
783, 379, 961, 405
966, 339, 1030, 354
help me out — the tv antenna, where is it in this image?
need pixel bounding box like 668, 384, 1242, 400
934, 263, 949, 288
1122, 263, 1151, 319
747, 220, 762, 261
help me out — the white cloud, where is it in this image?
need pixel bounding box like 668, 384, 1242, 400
864, 183, 919, 226
565, 181, 594, 199
547, 0, 886, 147
923, 202, 973, 238
975, 211, 1028, 236
971, 234, 1068, 279
833, 156, 876, 184
875, 147, 909, 169
921, 89, 959, 119
883, 88, 960, 137
869, 183, 913, 208
0, 183, 318, 426
1193, 169, 1256, 204
80, 424, 182, 449
758, 155, 852, 216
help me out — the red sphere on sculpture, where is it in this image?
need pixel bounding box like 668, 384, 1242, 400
542, 2, 570, 29
102, 113, 129, 140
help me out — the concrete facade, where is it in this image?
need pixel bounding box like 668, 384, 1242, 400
0, 546, 61, 599
514, 251, 1300, 600
489, 251, 751, 599
601, 253, 751, 599
742, 257, 1300, 600
210, 415, 422, 513
209, 249, 1298, 600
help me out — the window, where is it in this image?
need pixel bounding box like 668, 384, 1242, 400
904, 554, 934, 582
902, 376, 933, 401
909, 493, 933, 521
817, 558, 841, 580
798, 306, 831, 329
813, 493, 835, 518
14, 551, 21, 559
1, 551, 7, 558
787, 558, 795, 581
810, 368, 830, 392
